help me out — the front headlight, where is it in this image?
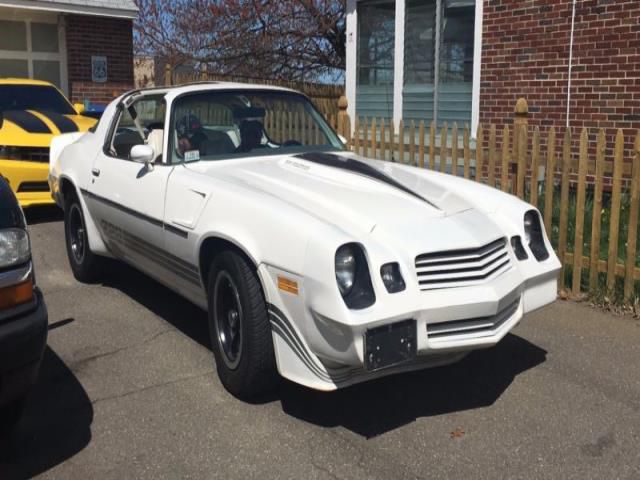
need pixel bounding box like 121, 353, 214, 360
335, 245, 356, 295
335, 243, 375, 309
0, 228, 31, 269
380, 263, 406, 293
524, 210, 549, 261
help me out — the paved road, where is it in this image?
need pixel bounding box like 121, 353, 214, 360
1, 209, 640, 479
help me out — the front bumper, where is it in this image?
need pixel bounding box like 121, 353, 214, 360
0, 289, 48, 408
0, 159, 54, 207
264, 260, 559, 390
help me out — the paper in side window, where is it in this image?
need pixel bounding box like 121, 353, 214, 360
184, 150, 200, 162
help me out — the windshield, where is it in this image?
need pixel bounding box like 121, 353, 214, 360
171, 90, 345, 163
0, 85, 75, 115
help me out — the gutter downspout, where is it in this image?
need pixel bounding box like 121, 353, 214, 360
566, 0, 577, 128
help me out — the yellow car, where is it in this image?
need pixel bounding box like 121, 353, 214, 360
0, 78, 96, 207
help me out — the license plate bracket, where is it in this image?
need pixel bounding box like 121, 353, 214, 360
364, 320, 417, 371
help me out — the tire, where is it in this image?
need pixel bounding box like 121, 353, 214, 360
64, 192, 103, 283
0, 397, 26, 436
207, 250, 278, 400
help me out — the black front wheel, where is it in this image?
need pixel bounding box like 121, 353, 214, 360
0, 397, 26, 436
64, 194, 103, 283
207, 250, 278, 400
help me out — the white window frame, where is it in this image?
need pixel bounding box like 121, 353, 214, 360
346, 0, 483, 137
0, 8, 68, 95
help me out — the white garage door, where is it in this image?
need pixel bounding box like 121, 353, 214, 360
0, 9, 67, 93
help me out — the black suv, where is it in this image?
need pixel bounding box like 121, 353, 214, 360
0, 175, 47, 433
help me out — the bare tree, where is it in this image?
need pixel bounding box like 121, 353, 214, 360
134, 0, 346, 82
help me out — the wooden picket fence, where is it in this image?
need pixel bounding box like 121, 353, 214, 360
333, 109, 640, 303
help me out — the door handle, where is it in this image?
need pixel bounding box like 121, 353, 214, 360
91, 168, 101, 177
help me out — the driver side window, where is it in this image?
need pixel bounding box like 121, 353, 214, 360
108, 96, 166, 161
171, 97, 237, 164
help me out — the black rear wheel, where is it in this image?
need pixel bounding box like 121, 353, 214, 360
64, 193, 103, 283
207, 250, 278, 399
0, 397, 26, 436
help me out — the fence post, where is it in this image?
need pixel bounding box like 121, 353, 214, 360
513, 98, 528, 193
164, 64, 172, 86
338, 96, 348, 140
624, 132, 640, 300
514, 98, 529, 125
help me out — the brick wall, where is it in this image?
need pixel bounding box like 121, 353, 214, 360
65, 14, 134, 103
480, 0, 640, 158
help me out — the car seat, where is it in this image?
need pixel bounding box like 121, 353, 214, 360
200, 131, 237, 156
236, 120, 264, 153
146, 129, 164, 163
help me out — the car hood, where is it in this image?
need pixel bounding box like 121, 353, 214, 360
186, 151, 504, 250
0, 110, 96, 148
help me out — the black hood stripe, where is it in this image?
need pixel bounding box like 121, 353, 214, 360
2, 110, 51, 134
36, 110, 79, 133
295, 152, 440, 210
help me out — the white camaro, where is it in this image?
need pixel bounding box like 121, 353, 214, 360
49, 83, 560, 398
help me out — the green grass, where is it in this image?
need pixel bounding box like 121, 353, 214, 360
532, 182, 640, 305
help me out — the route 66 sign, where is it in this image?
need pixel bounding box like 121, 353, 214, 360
91, 56, 108, 83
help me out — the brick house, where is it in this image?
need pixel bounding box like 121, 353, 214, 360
345, 0, 640, 152
0, 0, 137, 104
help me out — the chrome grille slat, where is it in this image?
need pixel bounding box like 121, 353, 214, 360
418, 259, 510, 285
416, 250, 508, 275
415, 238, 511, 290
427, 298, 520, 339
416, 238, 506, 264
415, 243, 505, 268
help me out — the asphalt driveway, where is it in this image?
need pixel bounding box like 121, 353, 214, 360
1, 208, 639, 479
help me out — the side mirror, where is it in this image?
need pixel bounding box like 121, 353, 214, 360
74, 103, 86, 115
130, 144, 155, 167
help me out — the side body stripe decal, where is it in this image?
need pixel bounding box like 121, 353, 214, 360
101, 219, 201, 286
79, 189, 199, 285
80, 189, 189, 238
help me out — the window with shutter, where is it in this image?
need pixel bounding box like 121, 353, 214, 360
356, 0, 396, 120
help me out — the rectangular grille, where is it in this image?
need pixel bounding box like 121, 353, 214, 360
0, 146, 50, 162
415, 238, 511, 290
17, 181, 50, 193
427, 298, 520, 339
